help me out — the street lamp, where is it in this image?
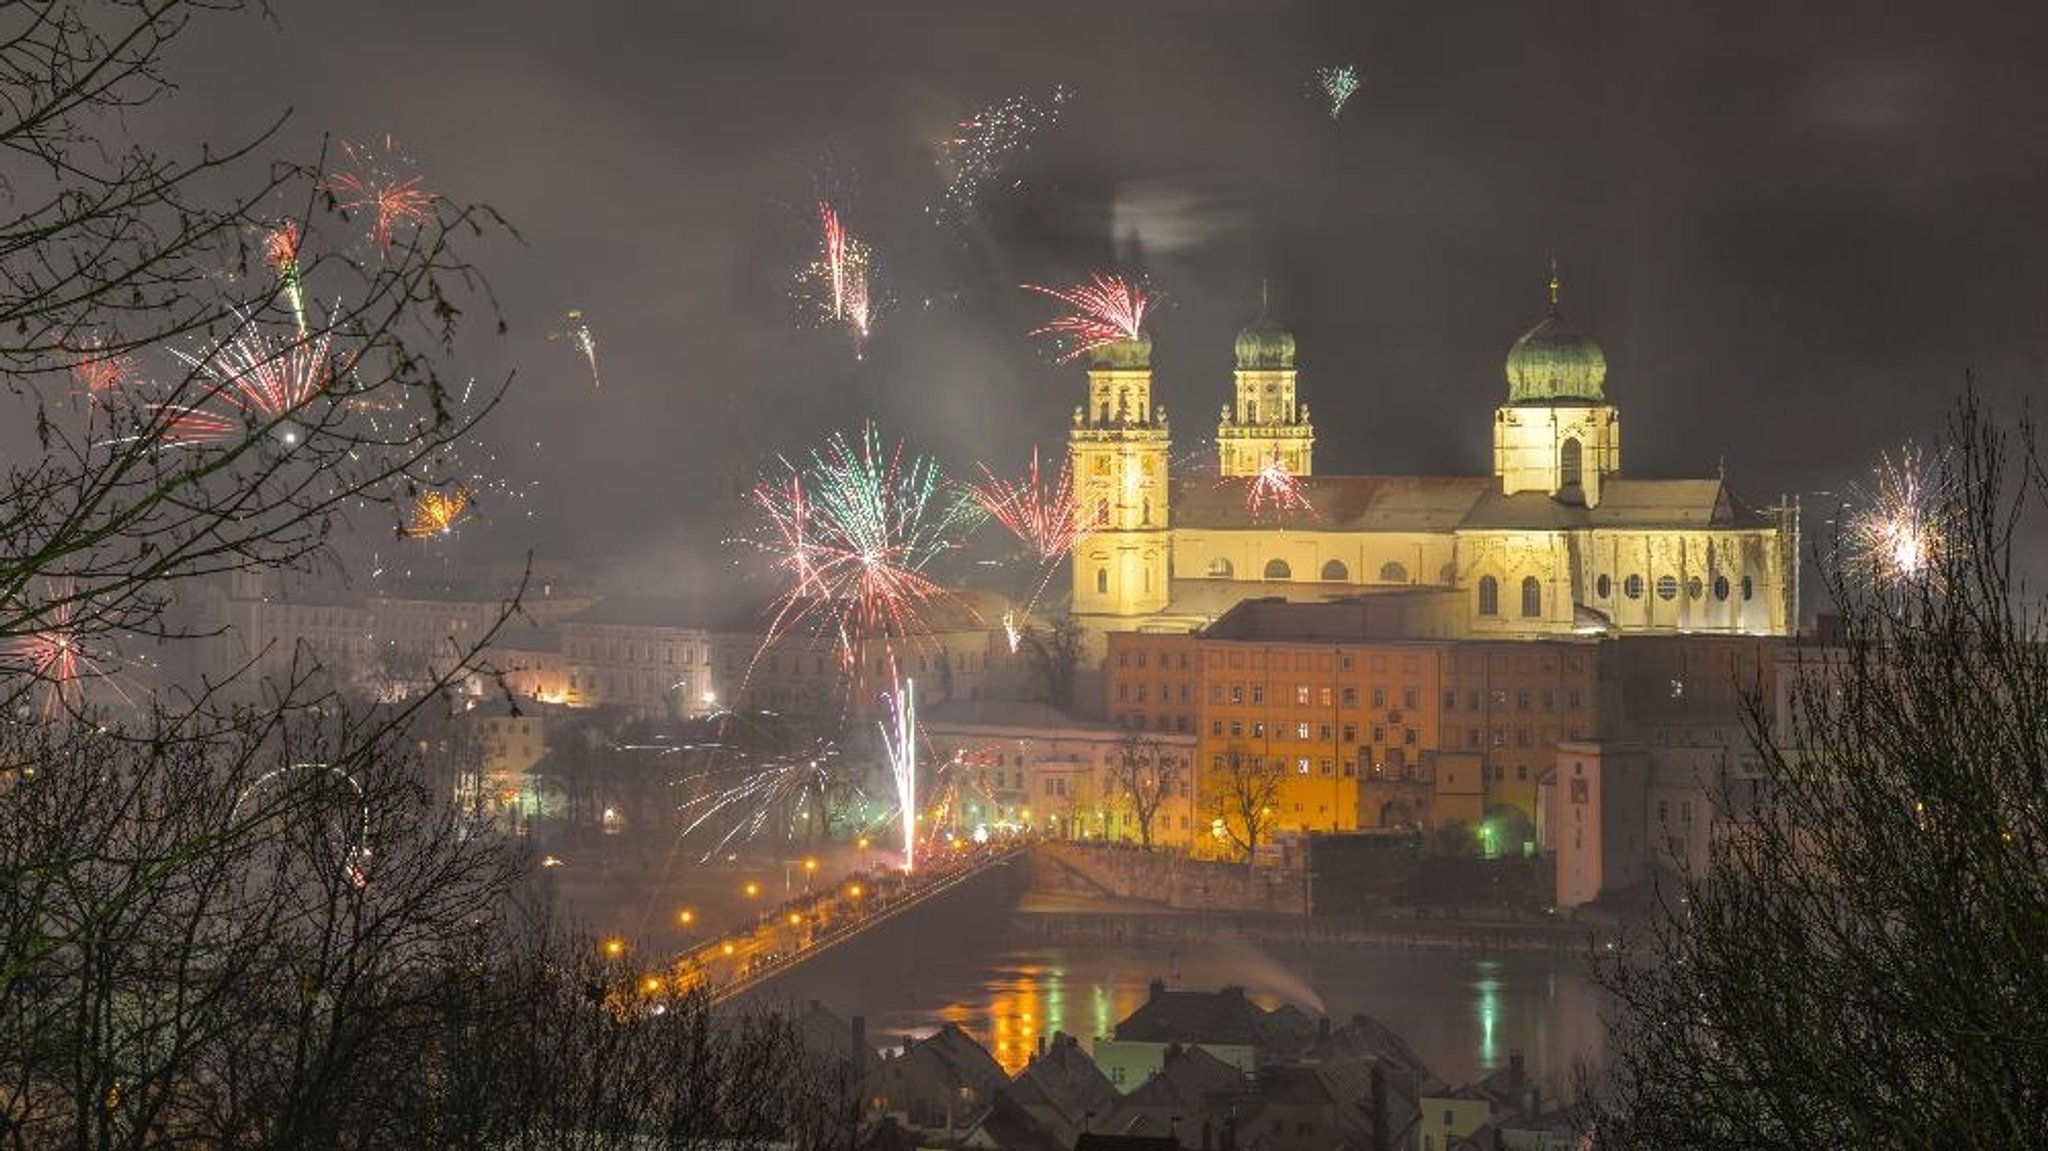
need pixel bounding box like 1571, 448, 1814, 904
804, 857, 818, 891
677, 908, 695, 928
743, 881, 760, 899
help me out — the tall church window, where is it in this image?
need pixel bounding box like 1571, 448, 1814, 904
1380, 561, 1409, 583
1320, 559, 1349, 582
1263, 559, 1292, 581
1246, 400, 1258, 423
1478, 575, 1500, 616
1207, 557, 1233, 578
1560, 437, 1583, 489
1596, 574, 1612, 599
1094, 498, 1109, 526
1520, 576, 1542, 618
1713, 575, 1730, 601
1096, 568, 1108, 594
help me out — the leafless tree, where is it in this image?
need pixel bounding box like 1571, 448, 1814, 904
1209, 742, 1286, 863
1108, 731, 1178, 850
1020, 614, 1083, 712
1586, 396, 2048, 1149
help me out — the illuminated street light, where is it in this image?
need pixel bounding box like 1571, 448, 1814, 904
677, 908, 695, 927
743, 881, 760, 898
601, 938, 625, 959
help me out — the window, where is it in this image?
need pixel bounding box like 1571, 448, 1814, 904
1295, 685, 1311, 705
1230, 684, 1244, 703
1296, 722, 1311, 739
1478, 575, 1500, 616
1624, 574, 1645, 599
1542, 689, 1555, 711
1687, 575, 1704, 600
1318, 686, 1332, 706
1296, 758, 1311, 775
1096, 568, 1109, 594
1657, 574, 1679, 601
1560, 436, 1583, 488
1342, 687, 1358, 706
1251, 685, 1265, 704
1321, 559, 1349, 581
1263, 558, 1292, 580
1251, 722, 1265, 738
1318, 723, 1332, 740
1372, 725, 1386, 744
1342, 723, 1358, 743
1597, 573, 1612, 599
1521, 575, 1542, 617
1404, 727, 1417, 745
1568, 689, 1583, 710
1209, 684, 1223, 704
1742, 575, 1755, 601
1444, 688, 1458, 710
1372, 687, 1387, 708
1210, 720, 1223, 736
1379, 561, 1409, 583
1207, 557, 1233, 578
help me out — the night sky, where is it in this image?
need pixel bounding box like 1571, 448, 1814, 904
174, 1, 2048, 592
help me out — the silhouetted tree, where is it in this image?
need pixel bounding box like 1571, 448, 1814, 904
1109, 731, 1178, 850
1587, 397, 2048, 1148
1210, 742, 1286, 863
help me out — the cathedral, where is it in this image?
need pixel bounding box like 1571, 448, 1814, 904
1066, 274, 1801, 644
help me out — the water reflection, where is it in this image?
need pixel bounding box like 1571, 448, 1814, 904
764, 922, 1605, 1087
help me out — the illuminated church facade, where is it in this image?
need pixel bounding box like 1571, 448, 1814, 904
1066, 275, 1801, 644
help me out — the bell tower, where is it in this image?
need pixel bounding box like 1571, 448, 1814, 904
1217, 294, 1313, 478
1069, 335, 1171, 620
1493, 269, 1621, 507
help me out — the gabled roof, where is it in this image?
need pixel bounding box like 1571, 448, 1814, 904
1010, 1035, 1118, 1125
1116, 1045, 1246, 1111
1173, 476, 1493, 533
1114, 985, 1278, 1048
905, 1022, 1009, 1093
1458, 479, 1768, 532
962, 1090, 1069, 1151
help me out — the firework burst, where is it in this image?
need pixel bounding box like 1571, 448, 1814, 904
326, 135, 435, 252
1314, 64, 1362, 119
157, 311, 345, 447
1842, 444, 1952, 587
66, 336, 133, 400
403, 485, 472, 538
3, 583, 132, 720
880, 676, 918, 873
672, 721, 853, 862
1242, 451, 1316, 521
741, 424, 983, 669
1022, 273, 1150, 363
972, 447, 1092, 615
549, 310, 601, 388
934, 87, 1068, 222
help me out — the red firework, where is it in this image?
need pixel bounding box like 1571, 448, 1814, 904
327, 136, 435, 251
156, 313, 344, 446
5, 584, 131, 719
820, 201, 848, 321
1243, 452, 1315, 521
1022, 273, 1149, 362
971, 447, 1091, 563
263, 219, 301, 273
67, 337, 132, 399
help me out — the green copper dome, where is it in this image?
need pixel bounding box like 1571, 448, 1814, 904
1091, 333, 1153, 369
1505, 292, 1606, 403
1234, 314, 1296, 370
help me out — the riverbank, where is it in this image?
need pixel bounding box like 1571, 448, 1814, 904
1018, 891, 1600, 955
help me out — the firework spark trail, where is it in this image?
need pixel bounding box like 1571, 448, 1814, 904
157, 310, 343, 447
935, 86, 1068, 222
548, 310, 602, 388
1022, 273, 1150, 363
327, 136, 435, 252
403, 485, 471, 538
927, 745, 1007, 834
796, 204, 879, 354
67, 337, 131, 399
972, 447, 1093, 618
673, 736, 855, 862
880, 676, 918, 873
263, 220, 309, 335
1242, 451, 1316, 521
3, 583, 133, 720
1315, 64, 1362, 119
741, 424, 983, 673
1843, 444, 1951, 587
1001, 609, 1021, 654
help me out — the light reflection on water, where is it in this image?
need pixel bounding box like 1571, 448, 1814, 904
764, 923, 1606, 1086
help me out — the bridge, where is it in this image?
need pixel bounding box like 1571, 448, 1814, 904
676, 838, 1034, 1004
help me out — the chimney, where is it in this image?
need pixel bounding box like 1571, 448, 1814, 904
1036, 1034, 1047, 1058
902, 1034, 914, 1057
1149, 976, 1166, 1001
851, 1014, 867, 1078
1508, 1050, 1525, 1091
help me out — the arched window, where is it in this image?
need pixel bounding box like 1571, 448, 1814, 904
1741, 575, 1755, 601
1116, 387, 1130, 420
1206, 557, 1234, 578
1098, 402, 1110, 423
1560, 437, 1583, 489
1320, 559, 1349, 582
1246, 400, 1258, 423
1713, 575, 1730, 601
1624, 574, 1645, 600
1520, 576, 1542, 618
1596, 573, 1612, 599
1379, 561, 1409, 583
1477, 575, 1500, 616
1263, 559, 1292, 581
1656, 575, 1679, 601
1096, 568, 1109, 594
